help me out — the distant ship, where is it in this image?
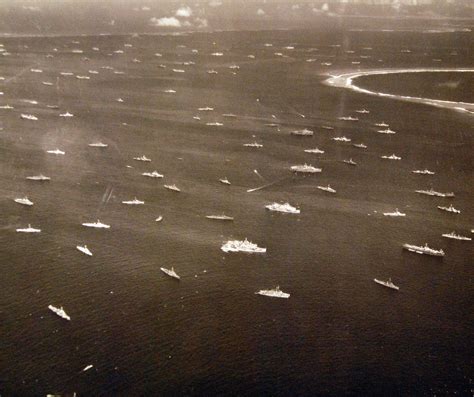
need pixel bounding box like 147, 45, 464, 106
88, 142, 108, 148
352, 143, 367, 149
14, 197, 34, 206
164, 89, 176, 93
373, 278, 399, 291
221, 239, 266, 253
206, 215, 234, 221
291, 128, 313, 136
375, 122, 389, 127
437, 204, 460, 214
16, 224, 41, 233
383, 209, 406, 217
332, 136, 351, 142
265, 202, 300, 214
47, 149, 65, 155
134, 155, 151, 162
355, 109, 370, 114
255, 286, 290, 299
317, 185, 336, 194
155, 216, 163, 222
76, 245, 93, 256
378, 128, 396, 134
164, 184, 181, 192
160, 267, 180, 280
442, 232, 471, 241
304, 148, 324, 154
290, 164, 322, 173
381, 154, 401, 160
415, 188, 454, 198
403, 243, 444, 257
20, 114, 38, 121
122, 198, 144, 205
338, 116, 358, 121
243, 142, 263, 147
26, 174, 50, 181
207, 70, 218, 74
48, 305, 71, 321
76, 75, 90, 80
412, 169, 435, 175
198, 107, 214, 111
207, 122, 224, 126
219, 178, 231, 185
321, 126, 334, 130
59, 112, 74, 117
342, 158, 357, 166
142, 171, 164, 178
82, 220, 110, 229
223, 113, 237, 118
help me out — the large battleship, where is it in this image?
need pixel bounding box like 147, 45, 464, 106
255, 286, 290, 299
403, 243, 445, 257
290, 164, 322, 174
265, 202, 300, 214
221, 239, 266, 253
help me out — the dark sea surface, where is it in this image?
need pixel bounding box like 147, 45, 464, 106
0, 29, 473, 396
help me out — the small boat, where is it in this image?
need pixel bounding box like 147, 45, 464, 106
122, 198, 144, 205
164, 89, 176, 93
207, 70, 218, 74
243, 142, 263, 147
172, 69, 185, 73
164, 184, 181, 192
378, 128, 396, 134
60, 72, 74, 76
48, 305, 71, 321
442, 232, 471, 241
219, 178, 231, 185
290, 164, 322, 174
437, 204, 460, 214
332, 136, 351, 142
42, 81, 53, 86
82, 220, 110, 229
160, 267, 180, 280
82, 365, 94, 372
342, 158, 357, 166
155, 216, 163, 222
383, 209, 406, 217
255, 286, 290, 299
30, 68, 43, 73
116, 98, 124, 103
375, 122, 389, 127
265, 123, 279, 127
355, 109, 370, 114
221, 239, 266, 253
26, 174, 50, 181
20, 114, 38, 121
59, 111, 74, 117
317, 185, 336, 194
373, 278, 399, 291
47, 149, 65, 155
133, 155, 151, 162
338, 116, 358, 121
14, 197, 34, 206
381, 154, 401, 160
412, 169, 435, 175
265, 202, 300, 214
304, 148, 324, 154
16, 224, 41, 233
403, 243, 444, 257
352, 143, 367, 149
88, 142, 108, 148
415, 188, 454, 198
76, 245, 93, 256
206, 215, 234, 221
142, 171, 163, 178
291, 128, 313, 136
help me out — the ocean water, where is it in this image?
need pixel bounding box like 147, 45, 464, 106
0, 29, 473, 396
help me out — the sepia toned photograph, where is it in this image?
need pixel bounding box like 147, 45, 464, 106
0, 0, 472, 395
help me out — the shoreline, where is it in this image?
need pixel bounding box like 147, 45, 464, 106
324, 68, 474, 114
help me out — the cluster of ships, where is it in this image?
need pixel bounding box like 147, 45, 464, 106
3, 34, 472, 320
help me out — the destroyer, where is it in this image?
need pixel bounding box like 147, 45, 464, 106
243, 142, 263, 147
76, 245, 93, 256
342, 158, 357, 166
403, 243, 444, 257
48, 305, 71, 321
219, 178, 231, 185
14, 197, 34, 206
47, 149, 65, 155
20, 114, 38, 121
412, 169, 435, 175
437, 204, 460, 214
221, 239, 266, 253
160, 267, 180, 280
304, 148, 324, 154
206, 215, 234, 221
16, 224, 41, 233
338, 116, 358, 121
290, 164, 321, 173
82, 220, 110, 229
415, 188, 454, 198
26, 174, 50, 181
381, 154, 401, 160
442, 232, 471, 241
291, 128, 313, 136
164, 184, 181, 192
373, 278, 399, 291
317, 185, 336, 194
255, 286, 290, 299
265, 202, 300, 214
142, 171, 163, 178
332, 136, 351, 142
133, 155, 151, 162
378, 128, 396, 134
352, 143, 367, 149
383, 209, 406, 217
122, 198, 144, 205
88, 142, 108, 148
